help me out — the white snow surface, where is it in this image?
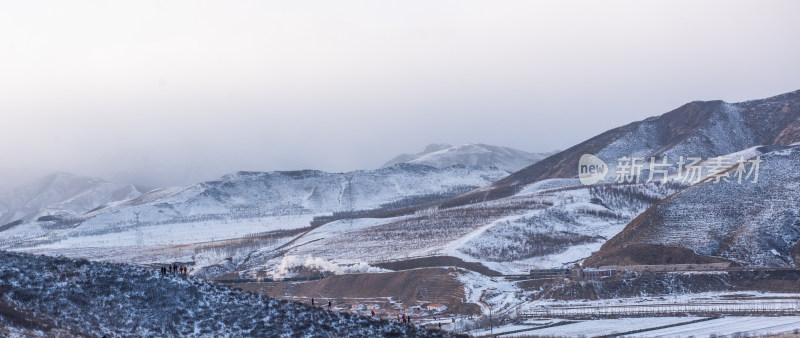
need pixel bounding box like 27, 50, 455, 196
641, 316, 800, 337
500, 317, 701, 337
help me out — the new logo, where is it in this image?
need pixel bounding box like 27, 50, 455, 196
578, 154, 608, 185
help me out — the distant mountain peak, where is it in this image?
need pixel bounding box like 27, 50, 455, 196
382, 143, 554, 173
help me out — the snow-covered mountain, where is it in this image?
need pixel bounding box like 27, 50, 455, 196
382, 143, 553, 173
0, 164, 508, 251
0, 173, 142, 226
447, 89, 800, 206
0, 250, 457, 337
586, 145, 800, 267
241, 89, 800, 278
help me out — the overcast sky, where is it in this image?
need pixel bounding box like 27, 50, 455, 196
1, 0, 799, 189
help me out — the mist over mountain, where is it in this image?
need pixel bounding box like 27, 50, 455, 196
0, 141, 539, 230
0, 173, 141, 226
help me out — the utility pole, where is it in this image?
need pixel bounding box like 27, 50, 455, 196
133, 210, 143, 247
344, 175, 354, 213
342, 174, 355, 226
489, 304, 493, 335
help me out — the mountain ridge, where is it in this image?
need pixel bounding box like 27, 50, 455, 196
440, 89, 800, 208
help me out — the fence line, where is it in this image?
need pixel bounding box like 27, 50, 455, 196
521, 300, 800, 319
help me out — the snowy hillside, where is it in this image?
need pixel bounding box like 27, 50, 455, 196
0, 167, 681, 284
0, 164, 507, 261
452, 89, 800, 206
0, 251, 458, 337
587, 145, 800, 267
382, 143, 553, 173
209, 178, 683, 283
0, 173, 141, 226
288, 145, 766, 275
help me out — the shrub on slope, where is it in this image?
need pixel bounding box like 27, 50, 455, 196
0, 251, 461, 337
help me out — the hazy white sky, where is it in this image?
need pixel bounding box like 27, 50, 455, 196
1, 0, 799, 188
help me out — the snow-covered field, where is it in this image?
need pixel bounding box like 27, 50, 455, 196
242, 180, 677, 279
520, 291, 800, 313
642, 316, 800, 337
475, 316, 800, 337
456, 271, 800, 336
481, 317, 699, 337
